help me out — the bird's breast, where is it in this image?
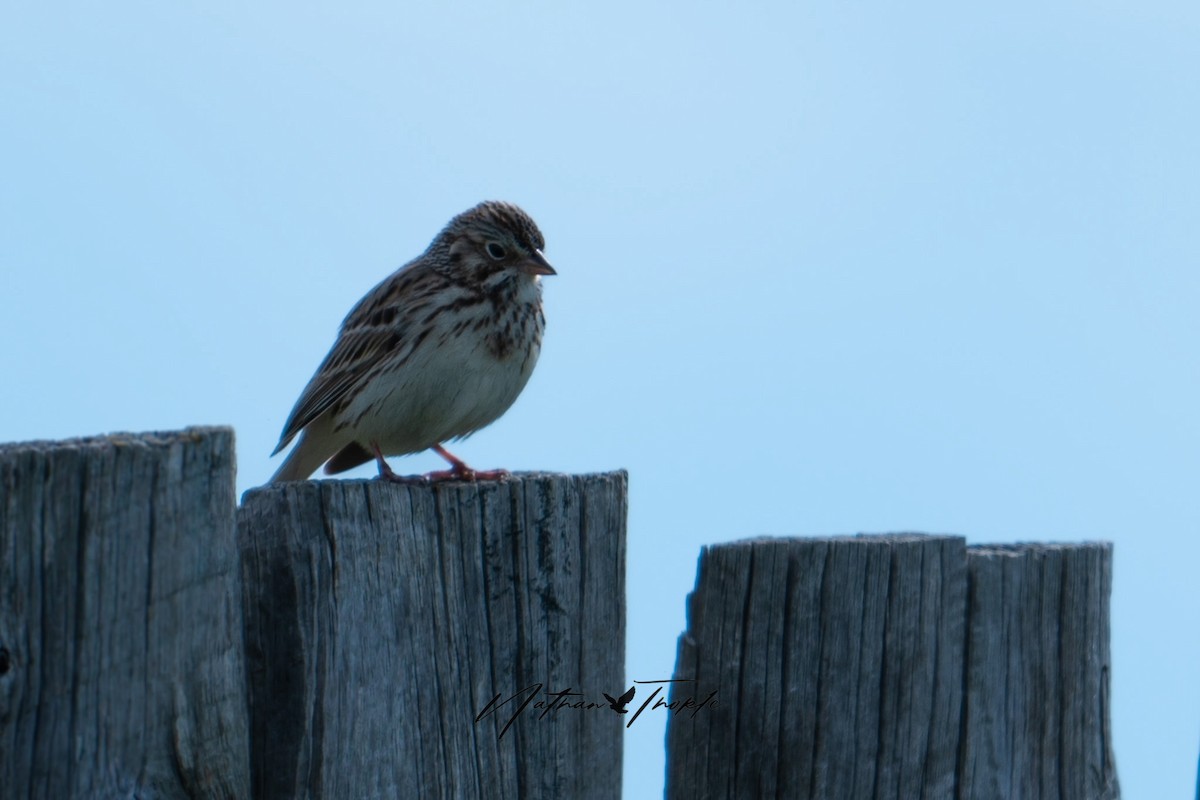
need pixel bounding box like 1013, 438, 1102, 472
336, 283, 545, 452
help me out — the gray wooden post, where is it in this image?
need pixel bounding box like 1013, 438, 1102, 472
666, 536, 1119, 800
0, 428, 250, 799
960, 543, 1119, 800
238, 472, 627, 800
666, 534, 965, 799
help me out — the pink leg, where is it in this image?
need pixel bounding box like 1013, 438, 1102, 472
372, 443, 422, 484
426, 444, 510, 482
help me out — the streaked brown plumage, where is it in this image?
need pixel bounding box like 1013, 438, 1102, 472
270, 201, 554, 483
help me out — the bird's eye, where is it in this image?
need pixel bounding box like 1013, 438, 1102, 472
486, 242, 507, 260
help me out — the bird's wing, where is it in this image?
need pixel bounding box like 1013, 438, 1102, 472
603, 694, 617, 705
619, 687, 636, 704
272, 263, 441, 454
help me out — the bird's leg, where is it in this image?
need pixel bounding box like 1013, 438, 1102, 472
425, 444, 510, 482
372, 442, 420, 484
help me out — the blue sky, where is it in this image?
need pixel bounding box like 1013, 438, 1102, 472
3, 1, 1197, 796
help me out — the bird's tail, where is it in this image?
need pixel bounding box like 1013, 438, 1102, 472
270, 432, 331, 483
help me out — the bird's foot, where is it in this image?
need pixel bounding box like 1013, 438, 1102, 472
377, 471, 430, 484
422, 464, 511, 483
371, 443, 511, 483
426, 444, 510, 482
471, 467, 512, 481
372, 443, 426, 484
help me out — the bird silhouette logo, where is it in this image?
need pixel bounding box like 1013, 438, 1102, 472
603, 686, 636, 714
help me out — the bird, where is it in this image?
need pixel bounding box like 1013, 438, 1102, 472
603, 686, 636, 714
269, 201, 554, 483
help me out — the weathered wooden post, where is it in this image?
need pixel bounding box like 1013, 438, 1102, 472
960, 543, 1119, 800
666, 534, 965, 799
4, 426, 1120, 799
238, 472, 627, 799
666, 535, 1119, 800
0, 428, 250, 799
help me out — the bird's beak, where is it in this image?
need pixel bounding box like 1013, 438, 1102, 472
521, 249, 556, 276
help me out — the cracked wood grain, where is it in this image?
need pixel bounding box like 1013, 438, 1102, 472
238, 472, 627, 800
0, 427, 250, 799
667, 535, 1118, 800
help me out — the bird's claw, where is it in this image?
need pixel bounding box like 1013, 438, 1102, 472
372, 442, 510, 484
422, 466, 510, 483
374, 464, 511, 484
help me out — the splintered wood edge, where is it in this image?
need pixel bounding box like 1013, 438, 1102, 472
240, 470, 629, 504
0, 426, 235, 456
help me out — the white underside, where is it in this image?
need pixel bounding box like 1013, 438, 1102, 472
334, 278, 543, 456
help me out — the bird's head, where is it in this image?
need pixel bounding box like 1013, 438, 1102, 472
434, 200, 555, 286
